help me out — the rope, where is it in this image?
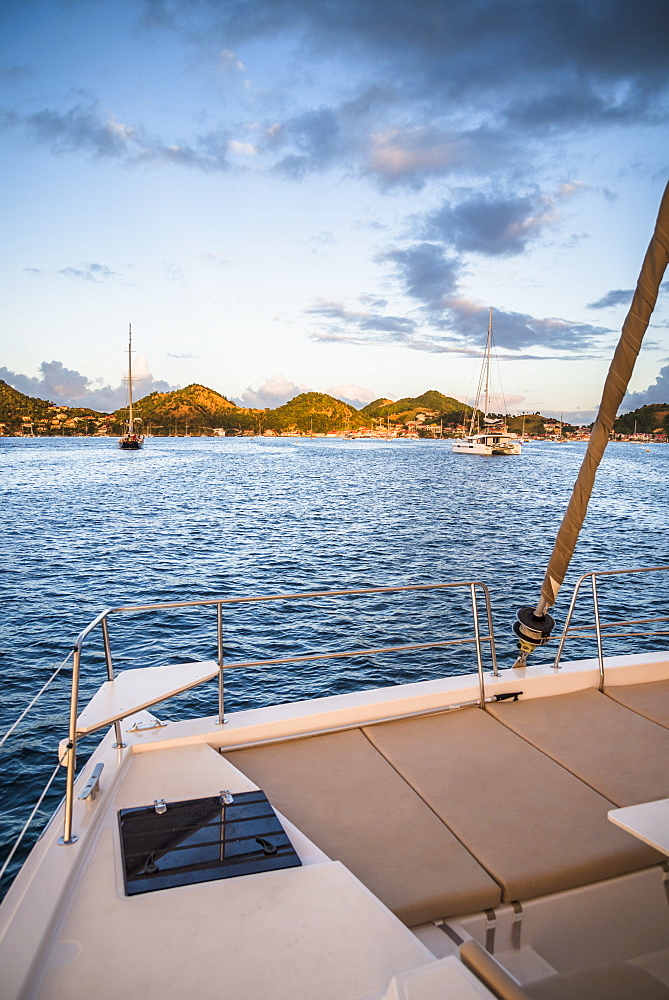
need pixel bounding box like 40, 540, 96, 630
0, 761, 63, 885
0, 650, 73, 749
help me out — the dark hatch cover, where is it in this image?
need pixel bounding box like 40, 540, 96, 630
118, 789, 301, 895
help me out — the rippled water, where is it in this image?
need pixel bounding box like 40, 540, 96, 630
1, 435, 667, 892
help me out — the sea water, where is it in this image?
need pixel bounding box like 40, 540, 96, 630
1, 436, 667, 891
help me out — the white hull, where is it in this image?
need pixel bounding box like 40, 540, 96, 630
452, 433, 522, 455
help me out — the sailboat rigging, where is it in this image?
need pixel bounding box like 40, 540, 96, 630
452, 308, 521, 456
118, 324, 144, 450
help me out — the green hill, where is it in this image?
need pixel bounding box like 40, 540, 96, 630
614, 402, 669, 435
362, 397, 394, 413
0, 379, 53, 419
266, 392, 366, 434
112, 383, 246, 434
363, 389, 472, 423
0, 379, 107, 434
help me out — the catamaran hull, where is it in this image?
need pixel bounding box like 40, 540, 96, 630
452, 435, 521, 455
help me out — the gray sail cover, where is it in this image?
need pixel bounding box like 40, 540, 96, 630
539, 181, 669, 613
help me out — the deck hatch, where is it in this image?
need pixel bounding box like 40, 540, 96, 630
118, 789, 301, 895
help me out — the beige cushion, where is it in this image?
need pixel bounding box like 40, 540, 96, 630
525, 964, 669, 1000
605, 679, 669, 729
364, 708, 660, 901
225, 728, 500, 924
487, 689, 669, 807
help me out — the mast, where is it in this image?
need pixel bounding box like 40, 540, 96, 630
127, 324, 134, 436
483, 307, 492, 421
512, 180, 669, 666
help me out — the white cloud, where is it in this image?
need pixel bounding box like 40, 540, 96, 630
0, 359, 178, 411
237, 373, 310, 408
326, 383, 377, 408
229, 139, 256, 156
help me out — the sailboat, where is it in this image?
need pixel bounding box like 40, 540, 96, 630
1, 186, 668, 1000
452, 308, 521, 456
118, 324, 144, 450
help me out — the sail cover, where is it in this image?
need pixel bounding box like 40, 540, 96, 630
538, 181, 669, 614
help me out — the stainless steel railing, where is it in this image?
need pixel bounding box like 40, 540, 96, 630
553, 565, 669, 687
57, 580, 498, 844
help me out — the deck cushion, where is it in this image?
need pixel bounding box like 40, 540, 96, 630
364, 708, 660, 902
224, 728, 501, 924
487, 688, 669, 807
605, 679, 669, 730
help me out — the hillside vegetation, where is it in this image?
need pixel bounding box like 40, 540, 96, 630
613, 402, 669, 435
265, 392, 366, 434
363, 389, 473, 424
125, 383, 243, 434
0, 380, 53, 421
0, 379, 106, 434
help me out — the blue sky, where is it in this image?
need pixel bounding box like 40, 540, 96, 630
1, 0, 668, 421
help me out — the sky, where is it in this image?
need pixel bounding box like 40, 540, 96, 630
1, 0, 668, 422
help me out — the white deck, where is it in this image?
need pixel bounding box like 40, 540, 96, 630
6, 741, 484, 1000
2, 652, 669, 1000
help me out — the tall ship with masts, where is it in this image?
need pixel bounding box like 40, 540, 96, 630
118, 324, 144, 450
452, 308, 521, 456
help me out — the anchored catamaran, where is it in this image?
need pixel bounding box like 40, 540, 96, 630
452, 308, 521, 456
1, 184, 668, 1000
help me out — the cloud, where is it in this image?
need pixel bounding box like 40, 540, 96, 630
587, 289, 634, 309
307, 287, 610, 356
0, 359, 178, 411
270, 107, 344, 179
143, 1, 669, 138
381, 244, 461, 310
307, 299, 418, 346
25, 104, 142, 159
23, 262, 117, 282
423, 190, 558, 256
622, 364, 669, 409
0, 64, 32, 83
236, 373, 310, 408
219, 49, 245, 74
203, 253, 230, 267
367, 127, 458, 186
57, 262, 116, 282
325, 383, 377, 408
0, 99, 234, 171
3, 0, 664, 190
149, 0, 669, 98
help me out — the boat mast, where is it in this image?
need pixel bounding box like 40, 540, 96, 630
483, 307, 492, 421
127, 324, 134, 436
467, 307, 493, 435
